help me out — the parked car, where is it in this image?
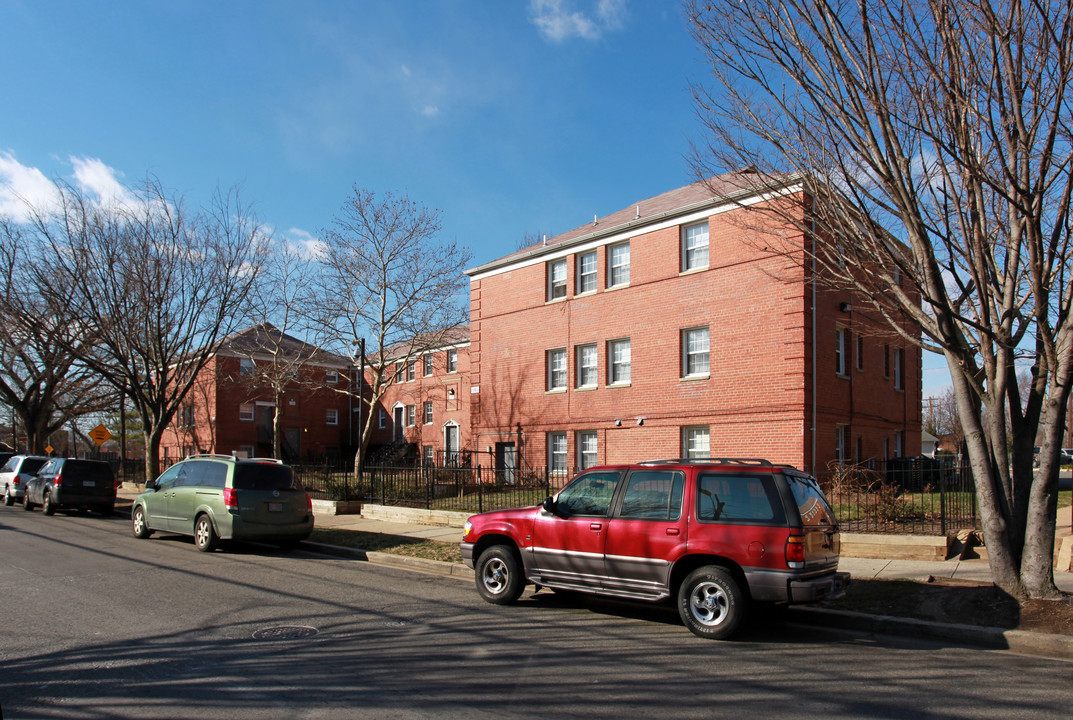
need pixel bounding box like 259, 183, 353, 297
1, 455, 50, 506
461, 457, 849, 640
131, 454, 314, 552
23, 458, 117, 515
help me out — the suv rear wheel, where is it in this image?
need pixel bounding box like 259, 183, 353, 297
42, 491, 55, 516
475, 545, 525, 605
678, 566, 746, 640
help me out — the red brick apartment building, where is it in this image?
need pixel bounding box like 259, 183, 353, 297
366, 327, 473, 466
161, 325, 353, 465
464, 174, 921, 476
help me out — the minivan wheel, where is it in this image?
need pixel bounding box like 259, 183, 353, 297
475, 545, 525, 605
194, 514, 218, 552
42, 492, 55, 516
678, 566, 746, 640
23, 495, 34, 511
132, 506, 153, 539
3, 487, 13, 506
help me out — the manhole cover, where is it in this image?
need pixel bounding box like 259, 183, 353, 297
252, 625, 319, 641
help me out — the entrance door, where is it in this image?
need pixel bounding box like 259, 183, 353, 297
393, 407, 404, 442
495, 442, 517, 485
444, 424, 459, 465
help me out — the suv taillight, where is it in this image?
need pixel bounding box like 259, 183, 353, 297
306, 493, 312, 511
223, 487, 238, 510
785, 534, 805, 568
54, 473, 62, 486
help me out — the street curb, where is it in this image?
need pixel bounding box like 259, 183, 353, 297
785, 606, 1073, 660
301, 540, 475, 580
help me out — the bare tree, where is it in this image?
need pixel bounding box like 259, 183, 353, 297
21, 179, 265, 481
306, 187, 471, 469
227, 245, 330, 460
0, 221, 111, 453
927, 388, 965, 453
687, 0, 1072, 599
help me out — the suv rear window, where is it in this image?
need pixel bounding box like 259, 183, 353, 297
695, 472, 786, 524
786, 473, 836, 526
233, 463, 297, 491
65, 460, 114, 482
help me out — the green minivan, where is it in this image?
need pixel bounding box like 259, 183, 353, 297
132, 455, 314, 551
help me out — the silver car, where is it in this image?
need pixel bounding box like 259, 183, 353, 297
1, 455, 50, 506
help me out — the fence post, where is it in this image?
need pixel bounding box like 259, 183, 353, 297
426, 465, 431, 510
477, 465, 483, 514
938, 462, 948, 537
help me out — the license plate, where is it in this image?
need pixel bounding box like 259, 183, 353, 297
267, 502, 283, 512
83, 480, 95, 487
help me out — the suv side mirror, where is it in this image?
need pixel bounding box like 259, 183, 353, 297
145, 479, 157, 490
542, 496, 566, 517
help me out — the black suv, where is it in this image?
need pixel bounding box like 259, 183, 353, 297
24, 458, 116, 516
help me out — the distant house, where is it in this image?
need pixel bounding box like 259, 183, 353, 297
368, 326, 472, 466
921, 430, 938, 457
160, 324, 353, 465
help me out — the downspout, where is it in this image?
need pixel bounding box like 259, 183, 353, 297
811, 217, 818, 474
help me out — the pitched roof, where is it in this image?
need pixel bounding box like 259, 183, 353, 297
381, 324, 470, 361
467, 170, 801, 276
215, 323, 350, 367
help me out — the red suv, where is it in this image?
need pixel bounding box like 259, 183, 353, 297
461, 458, 849, 639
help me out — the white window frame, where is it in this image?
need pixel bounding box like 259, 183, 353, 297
682, 326, 710, 378
325, 369, 339, 384
682, 222, 709, 271
406, 362, 415, 382
683, 426, 710, 459
239, 403, 254, 422
423, 400, 434, 424
378, 407, 388, 429
894, 348, 904, 390
547, 348, 567, 392
894, 430, 904, 457
548, 432, 568, 474
608, 241, 630, 288
423, 354, 434, 376
576, 343, 598, 388
548, 258, 567, 301
836, 327, 848, 376
577, 250, 597, 294
406, 404, 416, 427
836, 424, 847, 464
240, 357, 255, 375
608, 338, 631, 385
326, 408, 339, 426
577, 430, 598, 470
446, 348, 458, 373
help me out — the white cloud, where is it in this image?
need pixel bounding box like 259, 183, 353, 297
282, 227, 327, 260
69, 156, 142, 211
529, 0, 627, 43
0, 151, 62, 223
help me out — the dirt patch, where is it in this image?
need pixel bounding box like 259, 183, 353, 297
821, 577, 1073, 635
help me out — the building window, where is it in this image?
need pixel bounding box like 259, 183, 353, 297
548, 258, 567, 300
608, 242, 630, 287
239, 403, 254, 422
894, 430, 904, 457
608, 339, 631, 385
548, 432, 568, 474
378, 408, 387, 429
423, 401, 433, 424
856, 334, 864, 372
894, 348, 904, 390
394, 363, 404, 382
683, 327, 710, 378
682, 222, 709, 271
423, 354, 434, 376
576, 343, 598, 388
326, 408, 339, 425
577, 431, 598, 470
326, 369, 339, 384
683, 426, 710, 459
547, 348, 567, 392
423, 445, 434, 466
446, 348, 458, 373
406, 405, 416, 427
240, 358, 255, 375
406, 362, 415, 381
884, 344, 891, 378
577, 250, 597, 294
836, 327, 848, 376
180, 405, 195, 426
239, 445, 254, 459
836, 425, 847, 464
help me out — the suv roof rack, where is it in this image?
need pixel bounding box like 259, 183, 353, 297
183, 453, 283, 464
640, 457, 774, 466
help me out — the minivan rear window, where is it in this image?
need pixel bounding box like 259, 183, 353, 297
233, 463, 297, 491
20, 458, 47, 475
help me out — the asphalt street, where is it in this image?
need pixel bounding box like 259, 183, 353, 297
1, 505, 1071, 720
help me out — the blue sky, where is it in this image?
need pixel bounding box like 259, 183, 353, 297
0, 0, 951, 397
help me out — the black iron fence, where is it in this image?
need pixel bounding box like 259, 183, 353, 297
294, 455, 979, 535
816, 456, 977, 535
